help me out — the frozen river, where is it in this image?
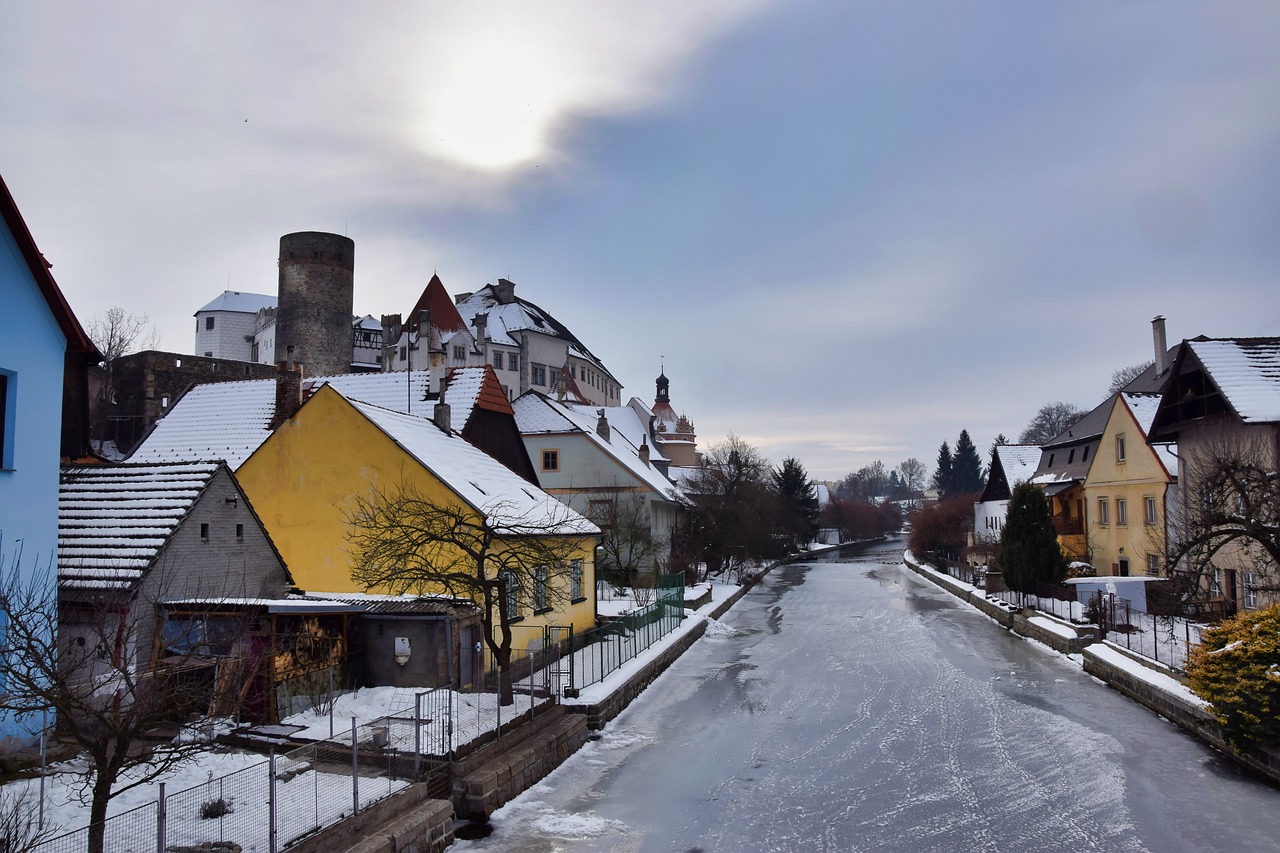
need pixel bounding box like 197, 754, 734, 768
457, 539, 1280, 852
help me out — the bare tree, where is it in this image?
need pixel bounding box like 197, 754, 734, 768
1018, 402, 1087, 445
0, 566, 246, 853
896, 458, 927, 493
589, 490, 666, 596
1165, 433, 1279, 608
0, 786, 56, 852
679, 435, 776, 581
1106, 360, 1154, 397
346, 483, 596, 705
85, 307, 159, 454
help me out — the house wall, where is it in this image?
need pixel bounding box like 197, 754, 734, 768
360, 616, 453, 688
0, 221, 66, 577
1085, 400, 1173, 578
236, 388, 598, 633
194, 309, 258, 361
1173, 418, 1279, 610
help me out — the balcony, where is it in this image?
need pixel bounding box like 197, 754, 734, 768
1053, 516, 1085, 536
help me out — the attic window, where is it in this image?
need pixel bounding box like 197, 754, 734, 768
200, 523, 210, 542
1068, 449, 1075, 464
235, 523, 244, 542
1082, 446, 1090, 461
1048, 454, 1055, 467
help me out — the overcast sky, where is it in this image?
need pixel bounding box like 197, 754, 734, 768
4, 2, 1279, 481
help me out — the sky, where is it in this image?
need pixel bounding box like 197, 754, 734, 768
3, 1, 1279, 482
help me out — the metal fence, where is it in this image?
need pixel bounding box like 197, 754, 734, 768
566, 574, 684, 691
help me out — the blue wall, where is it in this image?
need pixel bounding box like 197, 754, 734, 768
0, 218, 66, 746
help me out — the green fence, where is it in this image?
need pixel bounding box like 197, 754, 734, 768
565, 574, 685, 691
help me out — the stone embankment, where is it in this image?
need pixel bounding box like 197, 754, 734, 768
901, 552, 1280, 786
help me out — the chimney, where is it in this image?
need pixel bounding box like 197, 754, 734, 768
495, 278, 516, 305
1152, 315, 1167, 375
473, 312, 489, 345
596, 408, 610, 442
271, 345, 303, 428
433, 402, 452, 433
418, 309, 432, 350
639, 438, 650, 467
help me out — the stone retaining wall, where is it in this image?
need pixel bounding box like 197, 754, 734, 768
453, 709, 589, 820
289, 780, 454, 853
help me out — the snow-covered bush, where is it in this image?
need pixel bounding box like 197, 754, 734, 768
1185, 604, 1280, 748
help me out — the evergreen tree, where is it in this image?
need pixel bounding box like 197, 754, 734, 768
951, 429, 985, 494
1186, 605, 1280, 748
772, 457, 820, 548
999, 482, 1065, 593
932, 442, 954, 497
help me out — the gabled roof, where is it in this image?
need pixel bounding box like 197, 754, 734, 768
1119, 393, 1179, 477
979, 444, 1039, 503
59, 461, 222, 591
512, 392, 683, 502
442, 365, 512, 433
406, 274, 467, 334
196, 290, 276, 315
1, 173, 99, 359
1184, 337, 1280, 423
129, 371, 433, 468
339, 391, 599, 535
456, 283, 616, 382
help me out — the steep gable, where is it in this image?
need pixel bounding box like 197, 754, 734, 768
406, 274, 467, 334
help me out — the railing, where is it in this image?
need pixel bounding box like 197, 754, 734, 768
1052, 516, 1085, 536
566, 574, 685, 691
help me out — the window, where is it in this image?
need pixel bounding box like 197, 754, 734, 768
1116, 433, 1127, 463
1082, 445, 1090, 462
508, 353, 519, 371
541, 449, 559, 472
204, 352, 213, 358
235, 523, 244, 542
1211, 568, 1223, 597
1116, 498, 1128, 526
453, 345, 465, 362
1144, 496, 1157, 526
533, 565, 550, 613
175, 358, 182, 367
1097, 498, 1110, 526
493, 352, 504, 369
501, 571, 521, 620
1244, 571, 1259, 608
1048, 454, 1055, 467
571, 559, 584, 601
399, 346, 407, 360
1147, 554, 1160, 576
205, 316, 215, 331
531, 364, 547, 386
1068, 449, 1075, 464
161, 396, 169, 408
1118, 558, 1130, 577
0, 370, 11, 469
200, 523, 210, 542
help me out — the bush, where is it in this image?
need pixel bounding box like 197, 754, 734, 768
201, 798, 234, 820
907, 495, 977, 562
1185, 604, 1280, 748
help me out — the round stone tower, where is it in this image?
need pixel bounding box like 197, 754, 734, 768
275, 232, 354, 377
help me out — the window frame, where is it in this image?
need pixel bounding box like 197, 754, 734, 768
501, 570, 521, 621
541, 449, 560, 472
0, 370, 13, 470
1144, 496, 1158, 526
1116, 497, 1128, 526
570, 558, 584, 602
533, 565, 550, 613
1097, 497, 1110, 526
1115, 433, 1127, 463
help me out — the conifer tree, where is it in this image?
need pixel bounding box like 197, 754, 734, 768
951, 430, 985, 494
999, 482, 1065, 592
932, 442, 954, 497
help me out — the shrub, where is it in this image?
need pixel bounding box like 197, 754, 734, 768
201, 798, 234, 820
999, 483, 1065, 592
1185, 604, 1280, 748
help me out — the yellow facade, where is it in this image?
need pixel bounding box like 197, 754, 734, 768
1082, 398, 1173, 578
237, 385, 598, 634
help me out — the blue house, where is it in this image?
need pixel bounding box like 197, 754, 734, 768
0, 174, 99, 748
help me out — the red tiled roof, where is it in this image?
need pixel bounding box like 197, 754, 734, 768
406, 273, 467, 333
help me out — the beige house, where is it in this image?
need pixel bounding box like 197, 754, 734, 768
1082, 394, 1178, 578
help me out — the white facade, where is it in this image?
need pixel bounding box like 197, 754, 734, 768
194, 291, 276, 361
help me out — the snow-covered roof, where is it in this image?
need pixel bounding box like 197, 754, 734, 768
1121, 393, 1179, 477
996, 445, 1041, 487
440, 366, 490, 433
196, 291, 276, 315
129, 371, 434, 468
354, 314, 382, 331
59, 461, 222, 591
455, 284, 616, 381
512, 393, 683, 501
1187, 337, 1280, 423
346, 394, 599, 536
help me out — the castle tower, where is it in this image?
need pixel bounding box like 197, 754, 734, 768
652, 367, 699, 468
275, 232, 354, 377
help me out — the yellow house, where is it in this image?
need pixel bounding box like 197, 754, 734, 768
236, 384, 600, 636
1082, 393, 1177, 578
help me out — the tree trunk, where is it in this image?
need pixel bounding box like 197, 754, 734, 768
87, 775, 114, 853
497, 646, 515, 706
